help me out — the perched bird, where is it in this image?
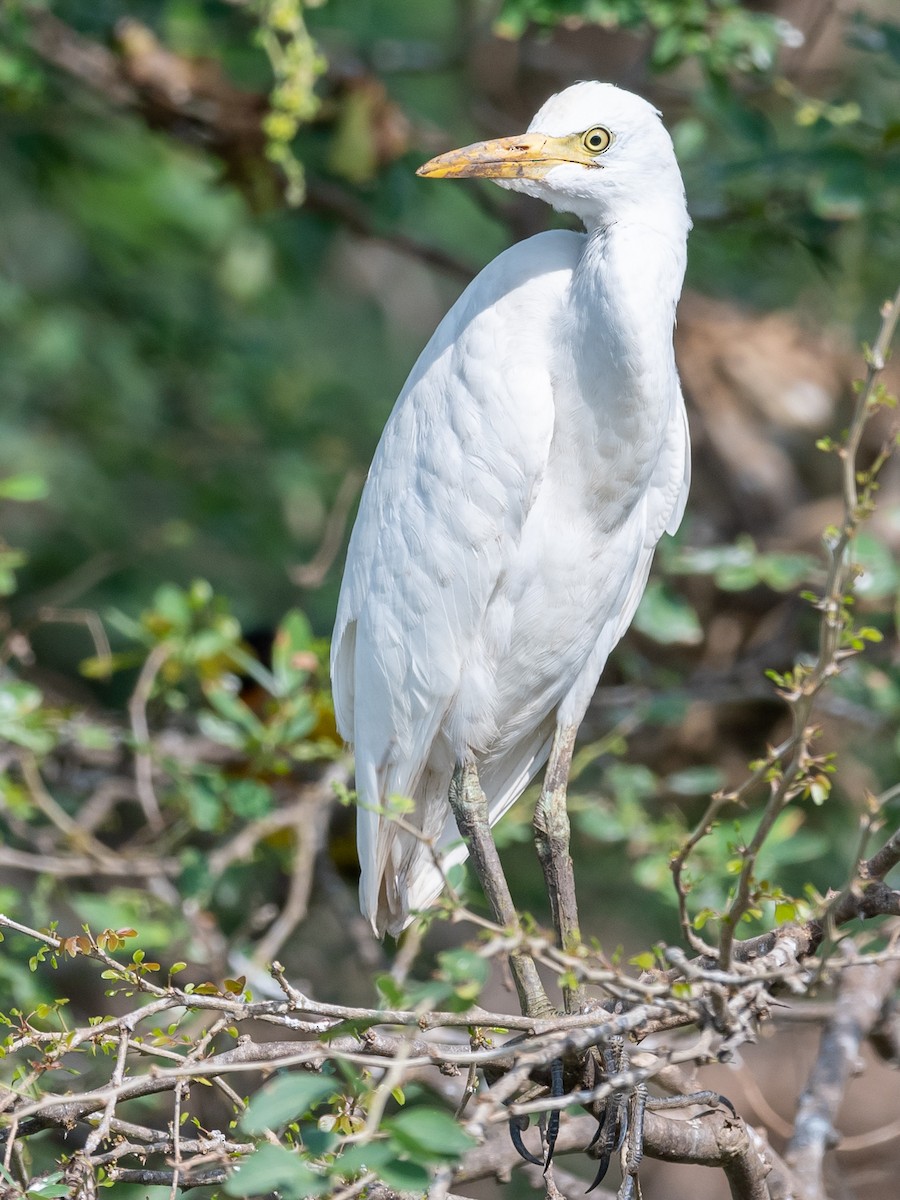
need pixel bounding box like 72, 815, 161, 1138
332, 82, 691, 940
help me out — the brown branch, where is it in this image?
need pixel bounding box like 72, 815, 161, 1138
733, 818, 900, 965
27, 11, 136, 104
288, 469, 364, 589
785, 952, 900, 1200
720, 288, 900, 966
304, 179, 475, 282
861, 825, 900, 883
127, 641, 169, 830
457, 1109, 776, 1200
23, 11, 477, 281
523, 1160, 616, 1200
250, 793, 331, 965
0, 844, 180, 878
106, 1167, 226, 1190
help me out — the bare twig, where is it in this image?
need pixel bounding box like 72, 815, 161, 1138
288, 470, 365, 588
785, 952, 900, 1200
127, 641, 170, 830
250, 793, 331, 965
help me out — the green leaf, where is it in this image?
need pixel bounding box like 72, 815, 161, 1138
320, 1016, 381, 1042
335, 1141, 394, 1178
377, 1157, 433, 1191
0, 473, 48, 501
272, 609, 316, 692
629, 951, 656, 970
436, 947, 489, 1003
665, 766, 724, 796
150, 583, 193, 630
299, 1122, 338, 1156
71, 723, 117, 752
385, 1107, 477, 1161
633, 580, 703, 645
196, 712, 246, 749
239, 1073, 335, 1133
224, 1144, 326, 1198
375, 974, 406, 1009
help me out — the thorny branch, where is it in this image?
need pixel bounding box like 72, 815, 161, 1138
786, 953, 900, 1200
671, 287, 900, 969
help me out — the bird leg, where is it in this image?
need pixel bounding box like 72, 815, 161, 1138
449, 761, 552, 1019
586, 1036, 629, 1192
532, 723, 584, 1012
617, 1081, 647, 1200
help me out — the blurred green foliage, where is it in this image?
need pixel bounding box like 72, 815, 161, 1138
496, 0, 791, 74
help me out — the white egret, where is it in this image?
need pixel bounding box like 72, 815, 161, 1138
331, 82, 691, 984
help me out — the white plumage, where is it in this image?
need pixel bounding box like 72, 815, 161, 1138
331, 82, 692, 935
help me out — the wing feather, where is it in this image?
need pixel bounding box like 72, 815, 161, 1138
331, 231, 582, 932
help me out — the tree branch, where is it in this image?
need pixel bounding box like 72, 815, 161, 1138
785, 953, 900, 1200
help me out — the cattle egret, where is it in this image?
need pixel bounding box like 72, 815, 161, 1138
331, 82, 691, 981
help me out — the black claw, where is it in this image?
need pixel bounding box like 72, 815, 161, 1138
586, 1106, 607, 1150
586, 1096, 620, 1192
586, 1150, 612, 1193
509, 1114, 544, 1166
543, 1057, 564, 1170
615, 1102, 629, 1152
717, 1092, 737, 1118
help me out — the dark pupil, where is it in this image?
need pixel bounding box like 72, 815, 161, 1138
589, 133, 603, 148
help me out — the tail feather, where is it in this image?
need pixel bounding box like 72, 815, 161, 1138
373, 718, 556, 937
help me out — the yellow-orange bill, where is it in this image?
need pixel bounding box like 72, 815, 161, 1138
417, 132, 598, 180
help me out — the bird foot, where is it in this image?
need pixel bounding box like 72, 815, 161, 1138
588, 1081, 737, 1196
507, 1055, 565, 1168
509, 1016, 741, 1189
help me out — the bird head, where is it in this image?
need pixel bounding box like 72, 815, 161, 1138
417, 81, 687, 233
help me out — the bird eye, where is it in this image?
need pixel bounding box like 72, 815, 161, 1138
582, 126, 612, 154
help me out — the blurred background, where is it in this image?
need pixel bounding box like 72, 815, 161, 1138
1, 1, 900, 1197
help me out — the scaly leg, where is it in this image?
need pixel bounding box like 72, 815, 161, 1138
449, 762, 551, 1019
532, 723, 583, 1012
587, 1037, 629, 1192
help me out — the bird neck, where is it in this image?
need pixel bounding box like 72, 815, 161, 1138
570, 214, 687, 403
545, 216, 687, 525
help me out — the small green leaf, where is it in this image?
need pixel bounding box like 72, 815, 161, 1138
299, 1123, 338, 1156
224, 1144, 326, 1197
377, 1157, 433, 1191
272, 609, 316, 691
0, 474, 48, 502
335, 1141, 394, 1178
239, 1073, 334, 1133
436, 947, 489, 1003
693, 908, 717, 930
386, 1107, 476, 1161
629, 951, 656, 970
633, 580, 703, 645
